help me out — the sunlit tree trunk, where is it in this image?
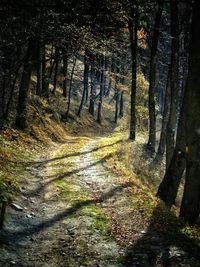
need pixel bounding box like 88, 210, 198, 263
147, 1, 163, 152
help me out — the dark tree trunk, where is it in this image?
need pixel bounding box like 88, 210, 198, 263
62, 54, 68, 97
77, 54, 89, 117
147, 1, 163, 152
119, 91, 124, 118
36, 43, 43, 96
157, 70, 171, 156
5, 66, 21, 119
128, 7, 138, 141
89, 58, 96, 116
106, 78, 112, 97
0, 74, 6, 127
179, 1, 200, 224
52, 46, 59, 94
15, 40, 34, 129
41, 45, 49, 98
97, 56, 105, 124
66, 57, 76, 117
84, 52, 90, 104
166, 1, 180, 169
157, 99, 186, 207
114, 91, 119, 123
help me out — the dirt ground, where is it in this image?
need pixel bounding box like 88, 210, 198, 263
0, 136, 200, 267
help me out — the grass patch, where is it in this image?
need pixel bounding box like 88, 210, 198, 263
55, 180, 89, 202
79, 204, 108, 232
0, 128, 43, 202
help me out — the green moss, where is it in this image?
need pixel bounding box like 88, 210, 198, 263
78, 204, 108, 233
54, 180, 89, 202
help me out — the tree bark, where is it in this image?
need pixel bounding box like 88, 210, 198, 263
128, 7, 138, 141
15, 40, 34, 129
147, 1, 163, 152
157, 98, 186, 207
89, 57, 96, 116
52, 46, 59, 95
166, 1, 180, 169
179, 1, 200, 224
66, 57, 76, 117
97, 56, 105, 124
119, 91, 124, 118
62, 54, 68, 97
77, 53, 89, 117
157, 70, 171, 156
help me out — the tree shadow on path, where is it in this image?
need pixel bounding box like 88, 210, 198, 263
121, 204, 200, 266
0, 182, 134, 245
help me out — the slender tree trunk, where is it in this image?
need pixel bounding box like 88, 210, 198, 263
157, 98, 186, 207
179, 1, 200, 224
41, 45, 49, 98
147, 1, 163, 152
97, 56, 105, 124
66, 57, 76, 117
84, 52, 90, 104
114, 91, 119, 123
77, 54, 89, 117
128, 7, 138, 141
0, 74, 6, 127
36, 43, 43, 96
52, 46, 59, 94
5, 66, 21, 119
15, 40, 34, 129
89, 58, 96, 115
157, 70, 171, 156
119, 91, 124, 118
62, 54, 68, 97
166, 1, 180, 169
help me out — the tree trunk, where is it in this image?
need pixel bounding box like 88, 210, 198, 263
157, 98, 186, 207
119, 91, 124, 118
0, 74, 6, 127
179, 1, 200, 224
114, 91, 119, 123
36, 43, 43, 96
166, 1, 180, 169
147, 1, 163, 152
97, 56, 105, 124
62, 54, 68, 97
15, 40, 34, 129
66, 57, 76, 117
77, 54, 89, 117
52, 46, 59, 94
89, 58, 96, 116
128, 7, 138, 141
157, 70, 171, 156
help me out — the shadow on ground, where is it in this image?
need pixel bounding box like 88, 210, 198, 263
120, 204, 200, 266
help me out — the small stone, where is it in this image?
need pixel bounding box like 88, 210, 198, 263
11, 203, 24, 211
26, 214, 32, 218
11, 261, 16, 265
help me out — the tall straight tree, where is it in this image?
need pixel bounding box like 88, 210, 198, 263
77, 53, 89, 117
166, 0, 180, 169
128, 5, 138, 141
147, 0, 163, 152
15, 39, 35, 129
179, 0, 200, 224
157, 98, 186, 207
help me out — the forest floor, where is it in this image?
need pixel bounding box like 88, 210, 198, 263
1, 130, 200, 267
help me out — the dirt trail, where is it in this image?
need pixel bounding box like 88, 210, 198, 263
0, 137, 200, 267
0, 138, 125, 267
